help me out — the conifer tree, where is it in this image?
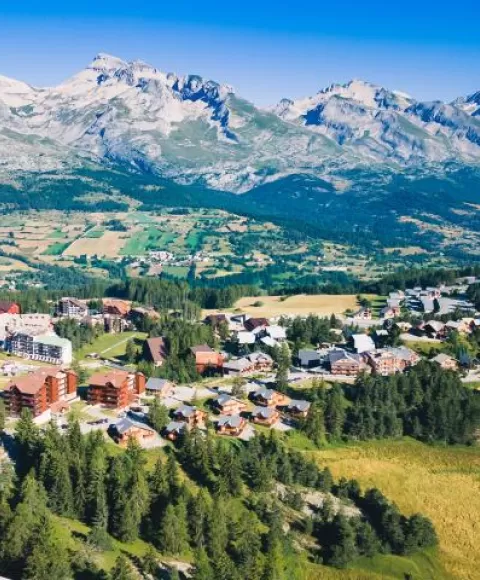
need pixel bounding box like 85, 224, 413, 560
24, 516, 71, 580
110, 554, 136, 580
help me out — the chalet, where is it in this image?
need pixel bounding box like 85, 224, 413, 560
285, 399, 311, 418
190, 345, 224, 374
144, 336, 168, 367
109, 418, 155, 447
445, 320, 471, 335
247, 352, 274, 372
172, 405, 207, 428
216, 414, 247, 436
58, 297, 88, 318
4, 368, 77, 417
380, 306, 398, 319
223, 357, 254, 376
129, 307, 160, 324
0, 301, 20, 315
431, 353, 458, 371
250, 406, 280, 426
87, 371, 145, 409
244, 317, 270, 333
102, 299, 131, 317
296, 349, 321, 368
145, 377, 175, 398
329, 350, 363, 376
423, 320, 446, 338
251, 388, 284, 407
164, 421, 186, 441
214, 394, 247, 415
353, 308, 372, 320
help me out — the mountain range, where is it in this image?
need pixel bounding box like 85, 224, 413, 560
1, 52, 480, 193
1, 53, 480, 257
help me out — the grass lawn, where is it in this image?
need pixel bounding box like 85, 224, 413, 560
162, 265, 190, 278
404, 340, 448, 356
48, 228, 67, 239
42, 241, 71, 255
84, 229, 105, 238
310, 438, 480, 579
75, 331, 147, 360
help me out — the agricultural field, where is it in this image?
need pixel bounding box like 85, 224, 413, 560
311, 439, 480, 580
0, 209, 457, 288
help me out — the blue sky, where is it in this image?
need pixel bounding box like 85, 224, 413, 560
1, 1, 479, 105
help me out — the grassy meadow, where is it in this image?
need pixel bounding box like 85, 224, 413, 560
309, 439, 480, 579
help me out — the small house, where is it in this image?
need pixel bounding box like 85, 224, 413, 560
145, 377, 175, 398
286, 399, 311, 419
251, 406, 280, 426
252, 388, 284, 407
172, 405, 207, 428
109, 418, 155, 447
215, 394, 247, 415
216, 414, 247, 437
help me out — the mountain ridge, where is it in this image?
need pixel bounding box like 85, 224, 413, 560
1, 53, 479, 194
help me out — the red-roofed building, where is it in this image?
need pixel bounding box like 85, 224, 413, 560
3, 368, 77, 417
0, 301, 20, 315
190, 344, 224, 374
87, 370, 145, 409
102, 299, 131, 317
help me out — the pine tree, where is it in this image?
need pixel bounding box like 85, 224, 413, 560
158, 504, 188, 555
14, 409, 40, 477
24, 516, 71, 580
189, 489, 210, 550
110, 554, 136, 580
141, 545, 159, 577
125, 339, 137, 364
302, 401, 326, 447
325, 385, 346, 440
149, 398, 170, 432
192, 548, 213, 580
325, 514, 358, 568
4, 472, 49, 566
275, 343, 290, 393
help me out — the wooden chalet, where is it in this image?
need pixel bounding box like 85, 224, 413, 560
251, 406, 280, 426
216, 414, 247, 437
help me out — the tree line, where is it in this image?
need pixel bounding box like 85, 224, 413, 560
0, 411, 438, 579
301, 362, 480, 447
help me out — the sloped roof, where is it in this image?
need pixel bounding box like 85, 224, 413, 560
114, 417, 154, 435
145, 377, 171, 391
217, 414, 244, 428
89, 370, 131, 388
251, 406, 277, 419
145, 337, 168, 363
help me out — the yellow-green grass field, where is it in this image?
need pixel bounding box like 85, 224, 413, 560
75, 331, 147, 361
310, 439, 480, 579
204, 294, 379, 319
